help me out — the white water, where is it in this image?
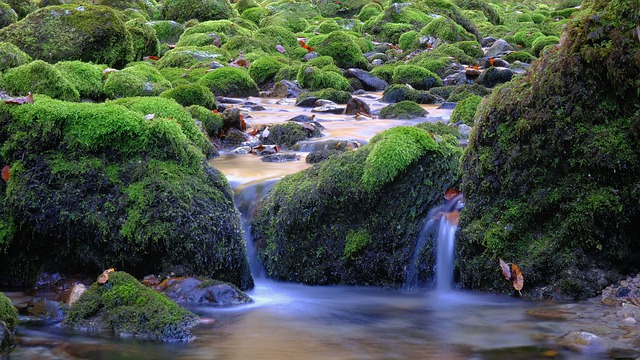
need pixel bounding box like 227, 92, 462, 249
435, 217, 457, 292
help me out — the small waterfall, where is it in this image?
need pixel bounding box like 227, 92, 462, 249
434, 216, 457, 292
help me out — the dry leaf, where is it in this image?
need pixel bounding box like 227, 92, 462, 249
511, 263, 524, 293
444, 188, 460, 201
499, 258, 511, 280
143, 55, 159, 61
1, 165, 10, 182
442, 210, 460, 226
98, 268, 115, 284
5, 92, 34, 105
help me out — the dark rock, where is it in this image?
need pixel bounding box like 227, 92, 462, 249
261, 153, 302, 162
344, 68, 388, 91
217, 97, 244, 104
381, 84, 439, 104
371, 59, 384, 67
271, 80, 303, 99
437, 102, 457, 110
292, 139, 366, 152
34, 272, 63, 290
312, 104, 345, 114
26, 298, 66, 319
483, 58, 510, 68
306, 150, 343, 163
464, 68, 482, 79
209, 61, 224, 69
484, 39, 516, 58
481, 36, 497, 47
476, 66, 514, 88
224, 127, 248, 146
287, 114, 317, 123
262, 122, 323, 148
0, 321, 11, 354
156, 277, 252, 305
444, 71, 472, 85
345, 97, 371, 115
364, 52, 388, 62
296, 96, 317, 107
379, 101, 427, 119
222, 107, 244, 131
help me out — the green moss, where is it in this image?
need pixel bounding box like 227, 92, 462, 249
188, 105, 222, 137
0, 5, 134, 68
555, 0, 581, 10
300, 88, 352, 104
183, 19, 251, 38
197, 66, 259, 97
446, 83, 491, 102
159, 67, 209, 87
162, 0, 236, 23
248, 56, 286, 85
262, 122, 320, 148
531, 35, 559, 56
0, 2, 17, 28
259, 11, 309, 32
416, 121, 462, 139
433, 43, 475, 64
530, 13, 546, 24
156, 47, 228, 69
378, 100, 428, 120
453, 40, 483, 58
314, 31, 369, 69
421, 16, 475, 43
3, 60, 79, 102
318, 19, 341, 34
160, 84, 216, 109
4, 0, 35, 19
502, 50, 537, 63
514, 30, 545, 49
454, 0, 502, 25
0, 292, 17, 331
449, 94, 481, 125
296, 65, 351, 92
240, 7, 267, 25
343, 229, 371, 259
380, 22, 415, 44
0, 41, 31, 71
381, 84, 440, 104
357, 3, 382, 22
176, 32, 227, 48
391, 65, 442, 90
399, 30, 419, 51
234, 0, 258, 14
254, 26, 298, 52
369, 64, 395, 84
147, 20, 184, 44
54, 61, 107, 101
104, 63, 172, 99
65, 271, 197, 341
125, 19, 159, 61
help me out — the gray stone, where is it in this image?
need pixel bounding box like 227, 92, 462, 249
270, 80, 302, 99
344, 68, 388, 91
484, 39, 516, 58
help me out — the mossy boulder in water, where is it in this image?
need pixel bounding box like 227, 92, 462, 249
379, 101, 428, 120
162, 0, 236, 23
0, 292, 16, 352
458, 0, 640, 300
197, 66, 259, 98
0, 5, 134, 68
251, 126, 462, 286
160, 84, 216, 109
64, 271, 198, 341
313, 31, 369, 70
0, 95, 253, 290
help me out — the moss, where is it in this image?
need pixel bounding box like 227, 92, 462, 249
531, 35, 559, 57
240, 7, 267, 25
65, 271, 198, 341
416, 121, 462, 139
369, 64, 395, 84
453, 40, 483, 58
379, 100, 428, 120
197, 66, 259, 97
433, 43, 475, 64
176, 32, 226, 47
454, 0, 502, 25
161, 0, 236, 23
274, 63, 302, 82
234, 0, 258, 14
3, 60, 79, 102
104, 63, 172, 99
126, 19, 160, 61
391, 65, 442, 90
247, 56, 286, 86
530, 13, 546, 24
262, 122, 321, 148
160, 84, 216, 109
357, 3, 382, 22
399, 30, 419, 51
421, 16, 476, 43
159, 67, 209, 87
251, 124, 462, 286
555, 0, 581, 11
380, 22, 415, 44
313, 31, 369, 70
446, 83, 491, 102
259, 11, 309, 32
147, 20, 184, 44
0, 41, 31, 71
0, 2, 17, 28
0, 292, 17, 331
299, 88, 352, 104
449, 94, 481, 125
514, 30, 545, 49
318, 19, 341, 34
54, 61, 107, 101
381, 84, 440, 104
502, 50, 537, 63
183, 19, 251, 39
296, 65, 351, 92
156, 47, 228, 69
0, 5, 134, 68
188, 105, 222, 137
4, 0, 36, 19
307, 56, 334, 68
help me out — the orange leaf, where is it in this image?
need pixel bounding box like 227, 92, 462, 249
444, 188, 460, 201
442, 210, 460, 226
511, 263, 524, 292
499, 258, 511, 280
470, 64, 479, 70
143, 55, 159, 61
5, 92, 34, 105
98, 268, 115, 284
1, 165, 11, 182
489, 57, 496, 66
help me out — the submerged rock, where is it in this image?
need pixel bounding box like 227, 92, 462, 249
156, 277, 252, 305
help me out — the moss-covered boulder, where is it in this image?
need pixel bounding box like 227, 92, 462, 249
0, 5, 134, 68
162, 0, 236, 23
313, 31, 369, 70
249, 55, 287, 86
147, 20, 184, 45
296, 65, 351, 92
91, 0, 160, 20
379, 100, 428, 119
420, 16, 476, 43
0, 2, 17, 28
3, 60, 79, 102
4, 0, 36, 19
0, 291, 16, 352
104, 63, 172, 99
381, 84, 440, 104
54, 61, 107, 101
197, 66, 258, 97
449, 94, 481, 125
262, 122, 323, 148
64, 271, 198, 341
391, 65, 442, 90
160, 84, 216, 109
252, 126, 462, 286
458, 0, 640, 300
126, 19, 159, 61
188, 105, 223, 137
0, 95, 253, 290
0, 42, 30, 72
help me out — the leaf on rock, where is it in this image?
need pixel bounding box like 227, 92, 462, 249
1, 165, 10, 182
511, 263, 524, 293
98, 268, 115, 284
5, 92, 34, 105
499, 258, 511, 280
143, 55, 159, 61
444, 188, 460, 201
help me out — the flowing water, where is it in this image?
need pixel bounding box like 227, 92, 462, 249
3, 94, 632, 359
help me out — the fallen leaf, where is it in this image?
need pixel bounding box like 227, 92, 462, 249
442, 210, 460, 226
444, 188, 460, 201
143, 55, 159, 61
5, 92, 34, 105
489, 57, 496, 67
511, 263, 524, 293
1, 165, 11, 182
98, 268, 115, 284
542, 350, 559, 357
499, 258, 511, 280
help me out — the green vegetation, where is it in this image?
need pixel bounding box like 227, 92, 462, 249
379, 100, 428, 120
104, 63, 172, 99
161, 0, 236, 23
296, 66, 351, 92
449, 94, 482, 125
0, 42, 30, 71
54, 61, 107, 101
3, 60, 79, 102
391, 65, 442, 90
0, 292, 17, 331
147, 20, 185, 44
298, 88, 352, 104
381, 84, 439, 104
0, 2, 17, 28
262, 122, 321, 148
197, 66, 259, 97
502, 50, 537, 63
421, 16, 475, 43
531, 35, 559, 56
188, 105, 223, 137
160, 84, 217, 109
249, 56, 287, 86
313, 31, 369, 69
126, 19, 160, 61
343, 230, 372, 259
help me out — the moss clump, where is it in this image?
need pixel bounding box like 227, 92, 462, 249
0, 95, 253, 289
0, 41, 31, 71
452, 40, 483, 59
188, 105, 223, 137
161, 0, 236, 23
296, 65, 351, 92
240, 7, 267, 25
391, 65, 442, 90
0, 2, 17, 28
3, 60, 79, 102
379, 100, 427, 120
502, 50, 537, 63
259, 10, 309, 32
416, 121, 462, 139
381, 84, 440, 104
65, 271, 198, 341
433, 43, 475, 65
249, 56, 287, 86
156, 47, 228, 69
421, 16, 475, 43
197, 66, 259, 97
357, 3, 382, 22
262, 122, 321, 148
126, 19, 159, 61
90, 0, 160, 20
0, 5, 134, 68
446, 83, 491, 102
454, 0, 502, 25
234, 0, 258, 14
4, 0, 35, 19
298, 88, 352, 104
531, 35, 559, 57
104, 63, 172, 99
313, 31, 369, 70
458, 0, 640, 300
147, 20, 184, 44
54, 61, 107, 101
251, 125, 462, 286
449, 94, 481, 125
0, 292, 17, 331
160, 84, 216, 109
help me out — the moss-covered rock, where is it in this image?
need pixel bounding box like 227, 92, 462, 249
156, 47, 228, 69
162, 0, 236, 23
3, 59, 79, 101
391, 65, 442, 90
252, 125, 462, 286
249, 55, 287, 86
449, 94, 481, 125
188, 105, 223, 137
502, 50, 537, 63
64, 271, 198, 341
104, 62, 172, 99
259, 10, 309, 32
357, 2, 382, 22
381, 84, 440, 104
0, 95, 252, 290
0, 2, 17, 28
0, 5, 134, 68
458, 0, 640, 300
262, 122, 322, 148
379, 100, 428, 119
240, 6, 267, 25
0, 41, 31, 71
421, 16, 476, 43
313, 31, 368, 70
54, 61, 107, 101
160, 84, 216, 109
0, 292, 16, 331
197, 66, 259, 97
298, 88, 352, 104
531, 35, 559, 57
147, 20, 184, 45
296, 65, 351, 92
126, 18, 159, 61
4, 0, 36, 19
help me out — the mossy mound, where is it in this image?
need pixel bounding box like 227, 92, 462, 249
161, 0, 236, 23
0, 5, 134, 68
420, 16, 476, 43
4, 0, 35, 19
449, 94, 481, 126
381, 84, 439, 104
64, 271, 198, 341
0, 95, 253, 290
0, 42, 30, 72
126, 19, 160, 61
197, 66, 259, 97
54, 61, 107, 101
147, 20, 184, 44
156, 47, 228, 69
458, 0, 640, 300
0, 292, 17, 331
104, 63, 172, 99
249, 55, 287, 86
252, 125, 462, 286
379, 100, 428, 119
298, 88, 352, 104
160, 84, 216, 109
3, 59, 79, 102
262, 122, 322, 148
188, 105, 223, 137
0, 2, 17, 28
313, 31, 369, 70
296, 65, 351, 92
502, 51, 537, 64
391, 65, 442, 90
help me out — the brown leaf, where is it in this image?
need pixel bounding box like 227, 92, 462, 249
5, 92, 34, 105
442, 210, 460, 226
499, 258, 511, 280
1, 165, 10, 182
511, 263, 524, 292
98, 268, 115, 284
143, 55, 159, 61
444, 188, 460, 201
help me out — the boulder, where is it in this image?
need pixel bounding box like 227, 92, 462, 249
0, 292, 16, 352
270, 80, 302, 99
156, 277, 252, 305
379, 101, 427, 119
344, 68, 388, 91
476, 66, 515, 88
483, 39, 516, 58
345, 97, 371, 116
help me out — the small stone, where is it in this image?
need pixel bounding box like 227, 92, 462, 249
621, 280, 629, 287
68, 284, 86, 305
623, 317, 637, 324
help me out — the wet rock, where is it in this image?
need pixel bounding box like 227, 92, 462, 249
66, 284, 86, 305
261, 153, 301, 162
371, 59, 384, 67
437, 102, 457, 110
287, 114, 317, 123
559, 331, 608, 352
476, 67, 514, 88
484, 39, 516, 58
26, 298, 66, 319
312, 103, 345, 114
224, 127, 248, 147
217, 97, 244, 104
464, 68, 482, 79
142, 275, 160, 287
483, 58, 510, 68
34, 272, 63, 290
444, 71, 472, 86
209, 61, 224, 69
364, 52, 388, 62
457, 124, 473, 139
271, 80, 302, 99
481, 36, 497, 47
344, 68, 388, 91
230, 146, 251, 154
292, 139, 366, 152
304, 52, 318, 61
222, 107, 244, 131
156, 277, 252, 305
345, 97, 371, 116
0, 321, 12, 354
296, 96, 317, 107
